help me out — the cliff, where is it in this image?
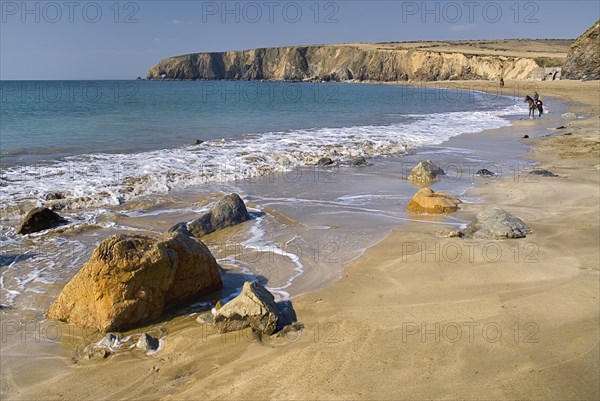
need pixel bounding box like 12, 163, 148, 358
562, 20, 600, 80
147, 40, 574, 82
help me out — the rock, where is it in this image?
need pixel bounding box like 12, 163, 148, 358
461, 208, 531, 239
350, 156, 371, 167
17, 207, 67, 235
98, 333, 120, 349
213, 282, 280, 335
46, 231, 222, 332
407, 160, 445, 185
476, 169, 495, 177
562, 19, 600, 80
196, 312, 213, 324
529, 169, 558, 177
168, 222, 192, 236
435, 230, 462, 238
193, 139, 204, 145
187, 194, 251, 238
406, 188, 460, 214
45, 192, 64, 200
136, 333, 159, 352
523, 135, 530, 139
317, 157, 335, 167
556, 126, 566, 130
275, 322, 304, 338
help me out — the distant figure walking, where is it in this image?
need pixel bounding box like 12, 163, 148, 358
499, 78, 504, 87
525, 95, 544, 118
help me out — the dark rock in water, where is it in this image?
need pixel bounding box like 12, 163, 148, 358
523, 135, 530, 139
556, 126, 567, 130
136, 76, 143, 80
461, 208, 531, 239
45, 192, 65, 201
351, 156, 371, 167
168, 222, 192, 236
214, 282, 280, 335
17, 207, 67, 235
193, 139, 204, 145
317, 157, 335, 167
564, 133, 573, 136
408, 160, 445, 185
476, 169, 495, 177
188, 193, 251, 238
136, 333, 159, 352
529, 169, 558, 177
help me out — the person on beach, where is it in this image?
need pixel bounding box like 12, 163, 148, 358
499, 78, 504, 87
533, 91, 539, 102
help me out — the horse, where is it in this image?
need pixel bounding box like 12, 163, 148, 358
525, 95, 543, 118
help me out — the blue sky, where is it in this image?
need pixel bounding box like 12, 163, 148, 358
1, 1, 598, 79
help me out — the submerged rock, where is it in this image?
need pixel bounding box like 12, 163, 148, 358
17, 207, 67, 235
461, 208, 531, 239
214, 282, 280, 335
46, 232, 222, 332
407, 188, 460, 214
187, 193, 251, 238
407, 160, 445, 185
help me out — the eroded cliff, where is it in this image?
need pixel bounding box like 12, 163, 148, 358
147, 42, 549, 82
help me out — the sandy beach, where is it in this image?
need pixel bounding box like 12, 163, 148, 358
1, 79, 596, 400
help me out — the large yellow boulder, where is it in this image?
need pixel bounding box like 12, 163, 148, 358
407, 188, 460, 214
46, 232, 222, 332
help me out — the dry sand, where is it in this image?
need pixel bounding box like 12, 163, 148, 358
5, 80, 599, 400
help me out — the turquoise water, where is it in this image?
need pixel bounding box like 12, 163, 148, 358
0, 80, 521, 217
1, 80, 516, 163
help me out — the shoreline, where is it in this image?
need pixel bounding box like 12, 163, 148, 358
2, 80, 599, 400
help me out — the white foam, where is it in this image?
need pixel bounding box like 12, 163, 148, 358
0, 105, 521, 220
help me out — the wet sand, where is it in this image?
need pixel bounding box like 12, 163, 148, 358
2, 80, 599, 400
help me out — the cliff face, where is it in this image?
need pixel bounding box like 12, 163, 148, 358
562, 20, 600, 80
147, 45, 540, 82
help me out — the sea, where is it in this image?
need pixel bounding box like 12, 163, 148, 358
0, 80, 527, 315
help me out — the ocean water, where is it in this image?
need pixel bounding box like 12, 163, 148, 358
0, 80, 526, 312
0, 80, 520, 218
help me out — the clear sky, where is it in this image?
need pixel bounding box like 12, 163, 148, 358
1, 0, 598, 79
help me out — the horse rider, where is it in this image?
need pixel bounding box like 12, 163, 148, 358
533, 91, 539, 102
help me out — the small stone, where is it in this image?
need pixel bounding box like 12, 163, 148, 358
214, 282, 280, 335
407, 160, 445, 185
351, 157, 371, 167
276, 322, 304, 337
196, 312, 213, 324
194, 139, 204, 145
407, 188, 460, 214
435, 230, 462, 238
528, 169, 558, 177
461, 208, 531, 239
317, 157, 335, 167
137, 333, 159, 352
476, 169, 495, 177
523, 135, 530, 139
